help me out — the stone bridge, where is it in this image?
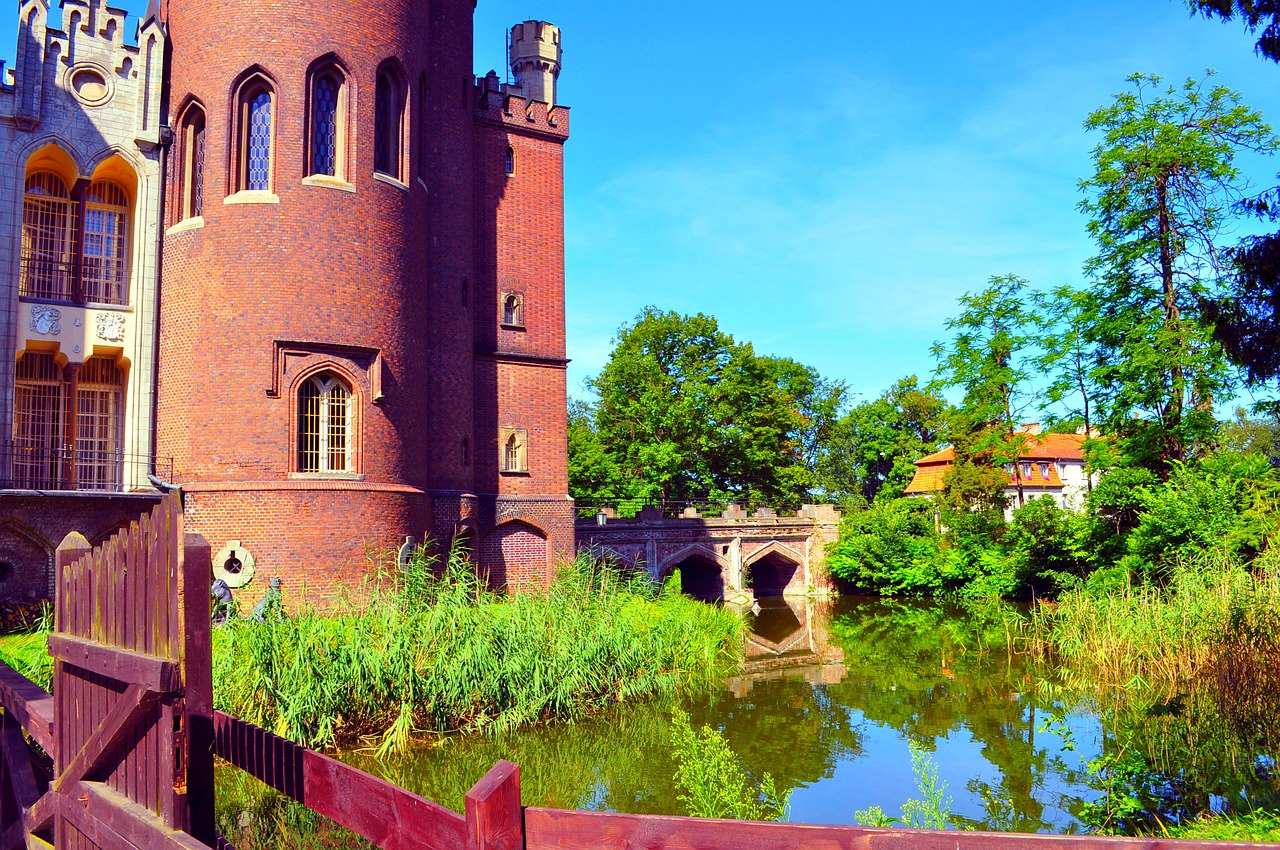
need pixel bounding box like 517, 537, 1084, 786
575, 503, 841, 602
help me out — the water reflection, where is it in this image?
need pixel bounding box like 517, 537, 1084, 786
220, 595, 1280, 839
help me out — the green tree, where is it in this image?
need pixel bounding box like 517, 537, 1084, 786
819, 376, 951, 505
567, 399, 619, 504
588, 307, 826, 507
1078, 72, 1277, 471
1189, 0, 1280, 61
932, 274, 1035, 510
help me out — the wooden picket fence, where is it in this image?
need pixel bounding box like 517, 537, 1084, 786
0, 493, 1276, 849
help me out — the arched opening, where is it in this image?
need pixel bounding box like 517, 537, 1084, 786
480, 521, 546, 592
233, 72, 276, 192
667, 553, 725, 602
308, 59, 347, 179
747, 551, 800, 598
177, 102, 206, 219
374, 63, 405, 179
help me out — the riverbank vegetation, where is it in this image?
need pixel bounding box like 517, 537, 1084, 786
212, 551, 744, 754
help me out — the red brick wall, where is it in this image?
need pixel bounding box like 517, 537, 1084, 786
181, 485, 432, 607
0, 494, 162, 599
479, 520, 547, 591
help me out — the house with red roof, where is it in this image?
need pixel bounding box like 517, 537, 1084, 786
904, 424, 1096, 517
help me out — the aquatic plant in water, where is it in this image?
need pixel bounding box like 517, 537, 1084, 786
669, 707, 789, 821
854, 741, 954, 830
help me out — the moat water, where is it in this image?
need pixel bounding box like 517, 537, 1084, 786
217, 596, 1280, 842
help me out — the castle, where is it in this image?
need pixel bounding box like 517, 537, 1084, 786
0, 0, 573, 601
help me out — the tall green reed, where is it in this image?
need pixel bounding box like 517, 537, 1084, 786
212, 549, 744, 754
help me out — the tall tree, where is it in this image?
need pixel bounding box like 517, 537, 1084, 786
1078, 72, 1277, 471
818, 376, 951, 505
1189, 4, 1280, 402
587, 307, 830, 507
932, 274, 1036, 510
567, 399, 619, 504
1034, 286, 1100, 489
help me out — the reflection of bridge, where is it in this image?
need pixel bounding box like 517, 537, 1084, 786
727, 596, 846, 696
576, 503, 841, 601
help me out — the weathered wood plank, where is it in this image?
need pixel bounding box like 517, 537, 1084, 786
181, 533, 215, 846
465, 760, 521, 850
46, 636, 179, 694
53, 683, 159, 795
0, 666, 54, 754
0, 715, 41, 819
303, 750, 467, 850
213, 711, 465, 850
522, 808, 1280, 850
76, 781, 210, 850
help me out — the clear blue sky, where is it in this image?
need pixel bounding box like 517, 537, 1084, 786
8, 2, 1279, 406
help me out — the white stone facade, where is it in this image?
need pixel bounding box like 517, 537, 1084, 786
0, 0, 164, 490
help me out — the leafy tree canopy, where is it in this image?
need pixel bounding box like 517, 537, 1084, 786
1078, 72, 1277, 471
1189, 0, 1280, 61
575, 307, 845, 508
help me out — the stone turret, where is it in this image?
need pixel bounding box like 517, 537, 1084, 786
508, 20, 560, 107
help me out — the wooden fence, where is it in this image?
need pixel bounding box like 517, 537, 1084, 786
0, 494, 1276, 849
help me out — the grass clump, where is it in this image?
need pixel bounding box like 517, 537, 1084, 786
0, 607, 53, 692
1027, 555, 1280, 691
670, 707, 789, 821
212, 551, 744, 754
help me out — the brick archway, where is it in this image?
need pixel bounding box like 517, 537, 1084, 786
480, 520, 547, 591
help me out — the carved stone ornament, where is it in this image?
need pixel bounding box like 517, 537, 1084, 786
29, 305, 61, 335
95, 312, 126, 341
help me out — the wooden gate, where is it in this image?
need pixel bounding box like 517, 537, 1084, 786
0, 493, 214, 850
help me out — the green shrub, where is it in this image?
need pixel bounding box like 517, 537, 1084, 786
826, 499, 942, 594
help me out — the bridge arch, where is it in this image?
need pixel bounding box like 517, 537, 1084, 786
659, 543, 728, 602
743, 540, 805, 597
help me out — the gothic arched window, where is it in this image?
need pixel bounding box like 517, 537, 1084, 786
235, 76, 275, 192
374, 66, 404, 179
298, 374, 353, 473
309, 65, 346, 178
179, 104, 206, 219
81, 180, 130, 305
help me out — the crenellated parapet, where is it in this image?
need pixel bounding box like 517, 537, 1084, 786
473, 70, 570, 142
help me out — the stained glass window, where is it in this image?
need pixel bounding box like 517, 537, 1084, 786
246, 90, 272, 190
311, 75, 339, 177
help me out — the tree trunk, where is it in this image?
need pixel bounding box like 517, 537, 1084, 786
1155, 172, 1185, 462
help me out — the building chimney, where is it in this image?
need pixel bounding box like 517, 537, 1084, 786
509, 20, 561, 107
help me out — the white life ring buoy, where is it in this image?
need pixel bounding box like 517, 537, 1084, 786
213, 540, 256, 589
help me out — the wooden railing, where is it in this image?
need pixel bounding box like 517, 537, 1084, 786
0, 494, 1276, 849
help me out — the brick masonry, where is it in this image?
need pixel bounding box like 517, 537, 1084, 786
0, 492, 162, 598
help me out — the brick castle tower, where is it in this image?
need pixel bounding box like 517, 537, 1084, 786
155, 0, 573, 598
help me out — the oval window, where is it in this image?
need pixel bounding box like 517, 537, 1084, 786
71, 68, 110, 104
